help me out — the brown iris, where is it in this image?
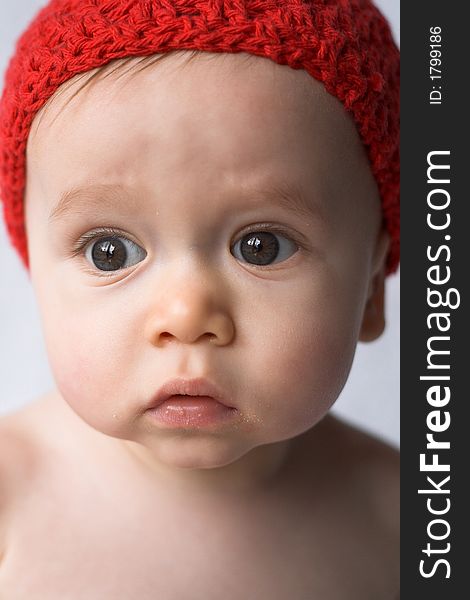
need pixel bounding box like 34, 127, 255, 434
239, 232, 280, 265
91, 238, 127, 271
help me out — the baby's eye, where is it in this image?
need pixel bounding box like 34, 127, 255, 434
231, 230, 298, 266
84, 235, 147, 272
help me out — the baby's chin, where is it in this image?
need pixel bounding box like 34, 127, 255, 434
118, 434, 274, 489
108, 425, 298, 490
141, 434, 253, 470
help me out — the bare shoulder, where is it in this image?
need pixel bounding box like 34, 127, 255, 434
289, 417, 399, 597
306, 416, 399, 595
0, 394, 57, 559
0, 400, 44, 480
0, 391, 69, 487
326, 415, 399, 532
298, 414, 400, 538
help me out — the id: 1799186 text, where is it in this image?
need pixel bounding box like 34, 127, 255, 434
429, 26, 442, 105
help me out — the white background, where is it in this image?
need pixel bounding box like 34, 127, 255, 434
0, 0, 400, 447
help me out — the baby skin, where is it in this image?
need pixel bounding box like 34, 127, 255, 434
0, 51, 399, 599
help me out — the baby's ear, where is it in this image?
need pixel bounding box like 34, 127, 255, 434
359, 228, 391, 342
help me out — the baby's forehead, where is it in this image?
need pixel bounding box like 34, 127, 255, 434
30, 51, 358, 155
26, 51, 379, 231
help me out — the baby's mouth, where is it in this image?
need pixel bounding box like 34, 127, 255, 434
145, 377, 237, 427
147, 377, 233, 410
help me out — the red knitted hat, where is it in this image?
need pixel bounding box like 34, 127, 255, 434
0, 0, 399, 273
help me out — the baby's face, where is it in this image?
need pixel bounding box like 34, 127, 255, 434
25, 52, 386, 470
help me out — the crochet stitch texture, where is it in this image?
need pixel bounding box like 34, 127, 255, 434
0, 0, 400, 272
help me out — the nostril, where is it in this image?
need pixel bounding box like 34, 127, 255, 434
158, 332, 216, 344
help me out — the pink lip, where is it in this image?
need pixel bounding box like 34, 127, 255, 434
145, 378, 237, 428
148, 377, 233, 409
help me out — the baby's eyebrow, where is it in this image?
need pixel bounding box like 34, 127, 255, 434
49, 184, 134, 222
248, 181, 324, 223
49, 180, 323, 223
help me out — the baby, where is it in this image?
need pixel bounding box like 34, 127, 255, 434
0, 1, 399, 598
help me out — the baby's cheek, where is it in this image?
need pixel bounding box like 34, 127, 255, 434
48, 332, 100, 404
269, 300, 359, 431
42, 311, 123, 426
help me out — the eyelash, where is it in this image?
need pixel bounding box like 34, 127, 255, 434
69, 226, 132, 258
68, 223, 308, 274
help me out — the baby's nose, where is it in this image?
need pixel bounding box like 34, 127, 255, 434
144, 271, 235, 347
